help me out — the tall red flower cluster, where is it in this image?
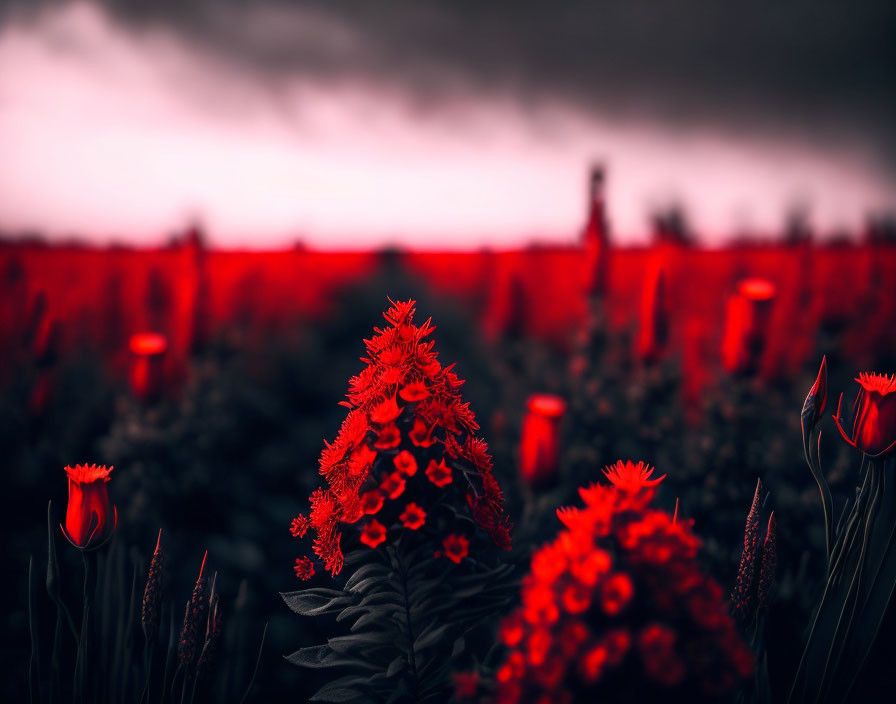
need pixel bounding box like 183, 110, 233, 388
291, 299, 511, 578
495, 460, 753, 702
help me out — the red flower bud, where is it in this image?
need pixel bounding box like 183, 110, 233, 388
637, 266, 669, 363
833, 372, 896, 458
129, 332, 167, 402
519, 394, 567, 486
802, 356, 828, 430
61, 464, 117, 550
721, 278, 776, 375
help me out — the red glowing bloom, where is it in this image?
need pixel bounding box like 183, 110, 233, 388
601, 572, 634, 615
399, 380, 429, 402
494, 463, 752, 702
602, 460, 666, 492
373, 423, 401, 449
360, 520, 387, 548
399, 503, 427, 530
393, 450, 418, 476
370, 395, 402, 424
129, 333, 168, 401
380, 471, 407, 500
426, 459, 453, 487
290, 514, 311, 538
360, 489, 385, 514
295, 300, 511, 577
129, 332, 167, 356
294, 556, 315, 580
442, 534, 469, 563
409, 416, 437, 447
62, 464, 117, 550
721, 278, 776, 375
519, 394, 567, 486
834, 372, 896, 458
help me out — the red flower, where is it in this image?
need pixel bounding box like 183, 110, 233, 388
62, 464, 117, 550
399, 503, 427, 530
834, 372, 896, 458
637, 265, 669, 363
602, 460, 665, 492
519, 394, 567, 486
295, 300, 511, 577
360, 489, 385, 514
294, 556, 315, 580
360, 520, 387, 548
399, 380, 429, 402
442, 534, 469, 563
128, 333, 167, 402
374, 423, 401, 449
494, 462, 752, 702
721, 277, 776, 375
409, 417, 437, 447
426, 459, 453, 487
290, 514, 311, 537
393, 450, 418, 476
380, 471, 407, 500
370, 395, 402, 424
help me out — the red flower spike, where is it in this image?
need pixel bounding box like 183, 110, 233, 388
360, 489, 385, 515
426, 458, 453, 487
442, 534, 469, 564
494, 464, 752, 701
393, 450, 418, 476
374, 423, 401, 450
802, 356, 828, 429
61, 464, 117, 550
294, 556, 315, 580
833, 372, 896, 458
360, 520, 387, 548
380, 471, 407, 500
399, 503, 427, 530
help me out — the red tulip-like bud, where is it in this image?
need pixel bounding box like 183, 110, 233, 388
61, 464, 117, 550
519, 394, 567, 486
637, 266, 669, 363
129, 332, 168, 402
802, 356, 828, 429
721, 278, 776, 375
833, 372, 896, 458
583, 166, 610, 297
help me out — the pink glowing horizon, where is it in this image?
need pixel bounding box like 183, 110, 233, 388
0, 2, 894, 250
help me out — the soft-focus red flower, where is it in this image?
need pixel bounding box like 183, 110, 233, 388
637, 266, 669, 363
519, 394, 567, 486
373, 423, 401, 449
128, 332, 167, 402
426, 459, 453, 487
292, 300, 511, 577
360, 489, 385, 514
602, 460, 665, 492
494, 462, 752, 702
360, 520, 387, 548
62, 464, 117, 550
380, 471, 407, 499
834, 372, 896, 458
393, 450, 418, 476
290, 514, 311, 538
442, 534, 469, 563
721, 278, 776, 375
399, 502, 427, 530
294, 556, 315, 580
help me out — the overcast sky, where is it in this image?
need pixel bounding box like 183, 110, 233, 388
1, 0, 894, 248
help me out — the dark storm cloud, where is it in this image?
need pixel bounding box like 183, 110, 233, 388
3, 0, 895, 156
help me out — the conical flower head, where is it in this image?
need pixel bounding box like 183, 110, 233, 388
292, 299, 511, 578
